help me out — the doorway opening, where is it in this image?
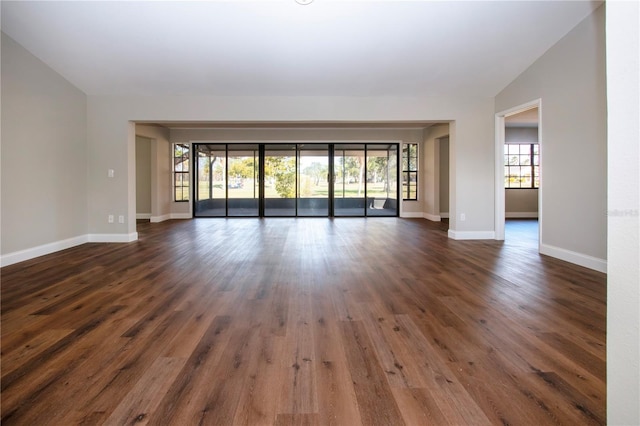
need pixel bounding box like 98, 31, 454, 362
193, 143, 399, 218
495, 100, 541, 249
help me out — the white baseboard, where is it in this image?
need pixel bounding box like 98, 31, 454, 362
1, 232, 141, 267
150, 213, 191, 222
136, 213, 152, 219
401, 212, 424, 218
423, 213, 442, 222
88, 233, 138, 243
448, 229, 496, 240
1, 235, 89, 267
171, 213, 192, 219
150, 214, 170, 223
440, 212, 450, 218
540, 243, 607, 273
506, 212, 539, 218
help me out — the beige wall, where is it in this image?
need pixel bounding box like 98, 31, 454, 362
505, 127, 537, 143
439, 136, 450, 217
135, 136, 151, 216
496, 4, 607, 265
505, 189, 538, 217
422, 125, 449, 220
1, 33, 87, 262
86, 95, 495, 238
135, 125, 171, 222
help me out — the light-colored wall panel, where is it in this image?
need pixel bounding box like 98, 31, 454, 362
135, 125, 171, 220
1, 33, 87, 256
505, 189, 538, 216
87, 95, 495, 236
439, 136, 450, 216
505, 127, 538, 143
422, 125, 449, 220
606, 0, 640, 423
495, 5, 606, 261
135, 136, 151, 215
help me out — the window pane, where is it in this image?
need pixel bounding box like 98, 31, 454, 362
264, 145, 296, 216
409, 186, 416, 199
366, 144, 398, 215
505, 144, 540, 189
173, 143, 190, 202
334, 144, 366, 216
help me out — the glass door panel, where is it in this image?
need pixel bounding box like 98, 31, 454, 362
193, 143, 398, 218
227, 144, 259, 216
264, 144, 297, 216
298, 144, 329, 216
333, 144, 366, 216
366, 144, 398, 216
195, 144, 226, 217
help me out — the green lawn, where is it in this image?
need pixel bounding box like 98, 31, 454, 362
195, 180, 394, 199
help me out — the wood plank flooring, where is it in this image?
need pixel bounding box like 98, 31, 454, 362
1, 218, 606, 425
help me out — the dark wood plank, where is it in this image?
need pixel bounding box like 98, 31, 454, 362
0, 218, 606, 425
339, 320, 405, 425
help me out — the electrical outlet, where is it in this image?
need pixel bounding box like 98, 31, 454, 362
118, 215, 125, 224
460, 213, 466, 221
108, 214, 114, 223
108, 169, 114, 178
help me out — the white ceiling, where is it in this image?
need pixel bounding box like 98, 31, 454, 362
1, 1, 601, 98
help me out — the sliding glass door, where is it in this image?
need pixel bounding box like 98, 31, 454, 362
298, 144, 329, 216
264, 144, 297, 216
334, 144, 366, 216
366, 144, 398, 216
193, 143, 398, 218
227, 144, 259, 216
195, 144, 226, 217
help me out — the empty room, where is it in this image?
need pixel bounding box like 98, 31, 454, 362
1, 1, 638, 425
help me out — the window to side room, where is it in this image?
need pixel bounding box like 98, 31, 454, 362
504, 143, 539, 189
402, 143, 418, 200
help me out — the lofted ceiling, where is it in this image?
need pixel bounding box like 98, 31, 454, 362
1, 1, 602, 98
505, 107, 539, 128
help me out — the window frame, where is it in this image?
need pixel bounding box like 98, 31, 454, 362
504, 143, 539, 189
402, 143, 418, 201
173, 143, 190, 202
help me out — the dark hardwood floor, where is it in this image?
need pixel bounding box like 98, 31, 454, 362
1, 218, 606, 425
